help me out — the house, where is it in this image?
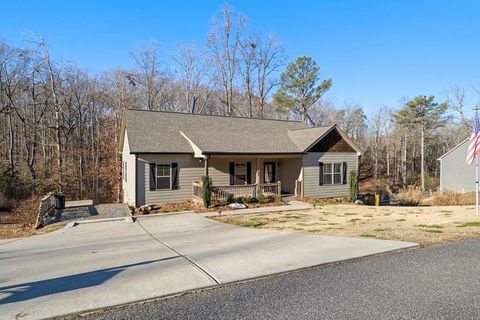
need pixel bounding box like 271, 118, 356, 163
438, 138, 474, 193
119, 109, 362, 207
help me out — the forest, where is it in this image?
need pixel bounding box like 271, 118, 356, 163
0, 5, 471, 210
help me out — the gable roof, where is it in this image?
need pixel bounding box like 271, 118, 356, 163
120, 109, 362, 155
437, 138, 469, 161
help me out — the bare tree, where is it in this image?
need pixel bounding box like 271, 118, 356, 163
207, 4, 246, 115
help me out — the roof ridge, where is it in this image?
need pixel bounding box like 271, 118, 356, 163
288, 124, 335, 132
124, 108, 305, 124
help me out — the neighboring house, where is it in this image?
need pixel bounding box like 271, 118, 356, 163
119, 109, 362, 207
438, 138, 474, 193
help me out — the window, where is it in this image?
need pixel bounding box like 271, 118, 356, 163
264, 162, 275, 183
323, 162, 342, 185
156, 164, 171, 189
234, 162, 247, 185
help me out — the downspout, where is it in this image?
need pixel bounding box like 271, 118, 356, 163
135, 154, 138, 208
357, 154, 361, 196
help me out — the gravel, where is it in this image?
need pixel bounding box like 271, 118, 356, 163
60, 203, 130, 221
77, 238, 480, 320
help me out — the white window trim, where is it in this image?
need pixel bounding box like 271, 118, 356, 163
156, 163, 172, 190
322, 162, 343, 185
234, 161, 248, 186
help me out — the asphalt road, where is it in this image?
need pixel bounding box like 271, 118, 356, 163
78, 238, 480, 320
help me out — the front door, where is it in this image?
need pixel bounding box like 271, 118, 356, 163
264, 162, 276, 183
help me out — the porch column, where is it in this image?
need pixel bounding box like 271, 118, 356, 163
204, 156, 209, 176
255, 158, 261, 185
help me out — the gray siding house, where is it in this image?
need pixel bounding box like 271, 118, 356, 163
438, 138, 475, 192
120, 109, 362, 207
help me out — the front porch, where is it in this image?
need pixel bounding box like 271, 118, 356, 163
191, 154, 303, 203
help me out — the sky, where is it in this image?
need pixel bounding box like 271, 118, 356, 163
1, 0, 480, 117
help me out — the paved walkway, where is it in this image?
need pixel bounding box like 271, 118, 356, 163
0, 213, 417, 320
200, 200, 312, 217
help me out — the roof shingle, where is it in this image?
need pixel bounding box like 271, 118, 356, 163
123, 109, 335, 154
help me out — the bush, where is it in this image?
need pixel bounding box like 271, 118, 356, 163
396, 186, 423, 206
241, 196, 254, 204
0, 193, 15, 211
349, 170, 357, 202
0, 165, 32, 200
433, 190, 462, 206
201, 175, 212, 208
226, 193, 235, 204
274, 195, 282, 203
256, 187, 265, 203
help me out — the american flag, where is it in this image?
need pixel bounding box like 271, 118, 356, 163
466, 112, 480, 164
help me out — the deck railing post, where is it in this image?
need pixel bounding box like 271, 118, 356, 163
278, 181, 281, 196
253, 184, 257, 198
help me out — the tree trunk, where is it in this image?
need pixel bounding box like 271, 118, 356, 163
420, 125, 425, 191
402, 133, 407, 187
7, 112, 15, 169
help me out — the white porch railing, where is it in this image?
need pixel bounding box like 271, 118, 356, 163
192, 181, 281, 202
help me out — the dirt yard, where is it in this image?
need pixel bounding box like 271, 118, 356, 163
0, 211, 65, 240
212, 204, 480, 246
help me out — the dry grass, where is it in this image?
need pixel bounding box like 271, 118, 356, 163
432, 191, 462, 206
212, 204, 480, 246
0, 210, 65, 240
396, 186, 423, 206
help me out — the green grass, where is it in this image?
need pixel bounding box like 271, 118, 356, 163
424, 229, 443, 233
293, 226, 304, 231
396, 218, 407, 222
373, 228, 387, 232
240, 218, 268, 228
348, 218, 362, 223
360, 233, 376, 238
415, 224, 443, 229
344, 212, 357, 216
457, 221, 480, 228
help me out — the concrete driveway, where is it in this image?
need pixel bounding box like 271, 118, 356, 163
0, 213, 417, 320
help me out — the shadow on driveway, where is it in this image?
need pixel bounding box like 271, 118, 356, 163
0, 256, 180, 305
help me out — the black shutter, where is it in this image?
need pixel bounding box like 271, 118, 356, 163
342, 162, 348, 184
171, 163, 179, 189
229, 162, 235, 185
149, 163, 156, 191
319, 162, 324, 186
272, 163, 277, 182
246, 162, 252, 184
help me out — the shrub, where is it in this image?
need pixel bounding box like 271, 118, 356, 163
226, 193, 235, 204
236, 196, 245, 204
274, 195, 282, 203
0, 165, 32, 200
201, 175, 212, 208
0, 192, 15, 211
256, 187, 265, 203
432, 190, 461, 206
242, 196, 253, 204
349, 170, 357, 202
396, 186, 423, 206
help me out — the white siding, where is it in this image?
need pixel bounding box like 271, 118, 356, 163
138, 154, 203, 204
303, 152, 358, 198
122, 131, 137, 206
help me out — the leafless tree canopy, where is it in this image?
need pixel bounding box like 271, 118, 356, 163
0, 5, 471, 204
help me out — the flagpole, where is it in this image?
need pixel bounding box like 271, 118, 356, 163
476, 155, 479, 216
475, 106, 480, 216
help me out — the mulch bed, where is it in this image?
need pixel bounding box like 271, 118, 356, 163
134, 200, 288, 215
